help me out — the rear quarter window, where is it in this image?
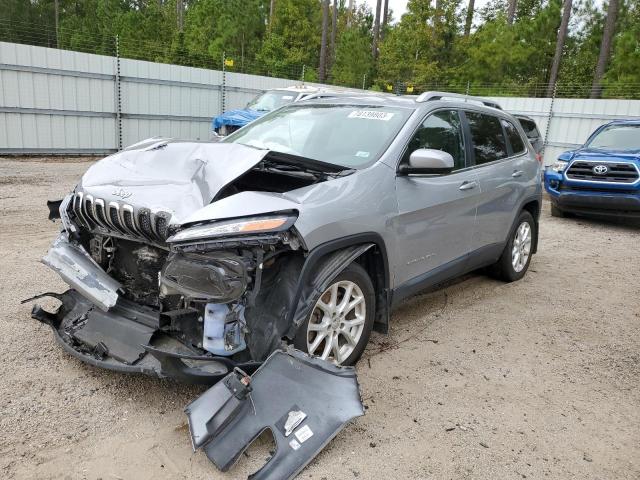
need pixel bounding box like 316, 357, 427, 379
518, 118, 540, 139
502, 119, 527, 155
465, 112, 508, 165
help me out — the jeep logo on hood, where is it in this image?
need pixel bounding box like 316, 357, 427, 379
112, 188, 133, 199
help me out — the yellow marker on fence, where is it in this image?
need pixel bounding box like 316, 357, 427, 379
406, 85, 414, 93
224, 58, 234, 67
386, 84, 393, 91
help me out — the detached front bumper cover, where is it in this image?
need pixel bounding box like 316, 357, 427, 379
185, 348, 364, 480
27, 289, 260, 384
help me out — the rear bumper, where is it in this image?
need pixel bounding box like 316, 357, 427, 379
29, 290, 260, 385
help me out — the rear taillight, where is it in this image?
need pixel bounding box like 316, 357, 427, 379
535, 153, 543, 163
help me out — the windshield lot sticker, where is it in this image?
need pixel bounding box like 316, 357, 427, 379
294, 424, 314, 443
281, 95, 294, 100
355, 151, 370, 158
348, 110, 395, 121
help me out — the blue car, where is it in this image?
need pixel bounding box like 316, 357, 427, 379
544, 120, 640, 220
212, 86, 324, 136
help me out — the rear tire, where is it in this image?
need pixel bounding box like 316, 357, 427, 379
294, 262, 375, 366
490, 210, 535, 282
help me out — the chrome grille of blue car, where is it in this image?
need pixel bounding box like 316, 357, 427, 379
566, 161, 639, 183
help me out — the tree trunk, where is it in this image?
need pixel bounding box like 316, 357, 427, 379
591, 0, 619, 98
507, 0, 516, 25
176, 0, 184, 32
464, 0, 475, 37
347, 0, 355, 26
330, 0, 338, 62
546, 0, 572, 97
383, 0, 389, 29
372, 0, 382, 60
434, 0, 442, 27
269, 0, 276, 30
54, 0, 60, 48
319, 0, 330, 82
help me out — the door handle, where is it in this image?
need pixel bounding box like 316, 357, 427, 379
512, 170, 524, 178
459, 181, 478, 191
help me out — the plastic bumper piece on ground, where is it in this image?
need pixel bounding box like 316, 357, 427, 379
185, 348, 364, 480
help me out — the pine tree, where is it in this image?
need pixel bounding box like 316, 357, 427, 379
591, 0, 620, 98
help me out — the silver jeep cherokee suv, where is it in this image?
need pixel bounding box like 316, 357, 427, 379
32, 92, 542, 383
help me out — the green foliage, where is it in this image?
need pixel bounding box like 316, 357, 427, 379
602, 0, 640, 99
256, 0, 322, 79
451, 0, 561, 94
0, 0, 638, 98
329, 4, 375, 87
376, 0, 460, 90
184, 0, 267, 69
556, 0, 604, 97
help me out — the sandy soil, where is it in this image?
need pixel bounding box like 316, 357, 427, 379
1, 158, 638, 480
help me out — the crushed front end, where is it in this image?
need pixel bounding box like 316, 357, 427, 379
33, 198, 303, 383
30, 170, 316, 383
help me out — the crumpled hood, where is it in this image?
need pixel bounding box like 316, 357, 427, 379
78, 139, 268, 224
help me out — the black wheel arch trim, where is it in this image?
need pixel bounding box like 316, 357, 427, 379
286, 233, 391, 334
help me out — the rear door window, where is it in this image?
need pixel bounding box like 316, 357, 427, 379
502, 119, 526, 155
465, 112, 508, 165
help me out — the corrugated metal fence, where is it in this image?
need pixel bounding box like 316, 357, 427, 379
1, 41, 639, 161
488, 97, 640, 164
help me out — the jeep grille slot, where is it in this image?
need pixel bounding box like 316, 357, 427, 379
154, 215, 169, 240
138, 208, 155, 239
108, 204, 126, 234
123, 209, 136, 232
94, 200, 108, 227
566, 161, 639, 183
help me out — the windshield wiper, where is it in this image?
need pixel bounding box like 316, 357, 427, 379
264, 151, 353, 175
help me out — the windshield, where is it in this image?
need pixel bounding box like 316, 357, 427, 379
224, 104, 413, 168
246, 90, 298, 112
587, 124, 640, 151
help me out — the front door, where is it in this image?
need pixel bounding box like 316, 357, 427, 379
393, 109, 479, 288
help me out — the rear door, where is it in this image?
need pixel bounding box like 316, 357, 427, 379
393, 109, 480, 287
463, 111, 530, 252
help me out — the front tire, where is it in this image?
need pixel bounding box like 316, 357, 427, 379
294, 263, 375, 366
491, 210, 535, 282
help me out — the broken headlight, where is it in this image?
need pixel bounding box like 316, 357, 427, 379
166, 214, 296, 244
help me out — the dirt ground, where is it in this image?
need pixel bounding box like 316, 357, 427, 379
1, 157, 638, 480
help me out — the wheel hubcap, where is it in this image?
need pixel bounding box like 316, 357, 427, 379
512, 221, 532, 273
306, 280, 366, 365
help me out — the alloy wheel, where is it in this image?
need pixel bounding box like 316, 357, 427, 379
512, 221, 532, 273
306, 280, 366, 365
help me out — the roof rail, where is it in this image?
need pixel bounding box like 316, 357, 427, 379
415, 91, 502, 110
